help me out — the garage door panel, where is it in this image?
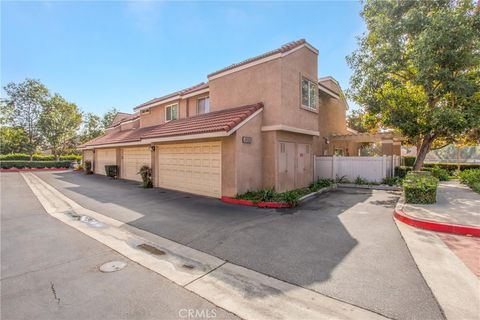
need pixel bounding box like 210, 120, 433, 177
95, 149, 117, 175
122, 147, 151, 182
157, 141, 222, 198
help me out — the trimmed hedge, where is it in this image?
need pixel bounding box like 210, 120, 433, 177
459, 169, 480, 193
403, 171, 439, 204
404, 156, 416, 167
0, 153, 81, 161
0, 161, 72, 169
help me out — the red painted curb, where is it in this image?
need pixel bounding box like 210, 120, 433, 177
394, 208, 480, 238
221, 196, 293, 208
0, 168, 69, 172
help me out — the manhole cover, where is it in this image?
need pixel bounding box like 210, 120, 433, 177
99, 261, 127, 273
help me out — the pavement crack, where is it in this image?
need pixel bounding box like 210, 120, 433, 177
50, 281, 61, 304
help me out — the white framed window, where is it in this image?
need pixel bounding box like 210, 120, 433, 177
301, 77, 318, 110
165, 104, 178, 121
197, 97, 210, 114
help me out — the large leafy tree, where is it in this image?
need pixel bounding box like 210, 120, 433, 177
38, 94, 82, 160
0, 127, 29, 154
347, 0, 480, 170
80, 112, 104, 143
3, 79, 50, 158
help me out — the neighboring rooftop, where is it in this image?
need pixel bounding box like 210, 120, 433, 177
135, 82, 209, 111
81, 103, 263, 148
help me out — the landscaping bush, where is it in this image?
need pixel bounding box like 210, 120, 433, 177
395, 166, 412, 178
403, 172, 439, 204
0, 160, 71, 169
236, 187, 311, 206
0, 153, 81, 161
138, 165, 153, 188
422, 166, 450, 181
84, 160, 93, 174
459, 169, 480, 193
309, 178, 334, 192
105, 165, 118, 178
423, 162, 480, 173
382, 176, 402, 186
403, 156, 416, 167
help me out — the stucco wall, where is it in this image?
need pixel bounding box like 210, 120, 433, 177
261, 131, 277, 189
234, 112, 263, 194
280, 46, 318, 132
317, 90, 350, 155
221, 135, 236, 197
208, 58, 282, 126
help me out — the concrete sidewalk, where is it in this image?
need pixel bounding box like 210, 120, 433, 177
402, 180, 480, 227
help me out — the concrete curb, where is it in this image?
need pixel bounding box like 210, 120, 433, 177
394, 196, 480, 238
298, 185, 337, 204
0, 168, 70, 172
337, 183, 402, 191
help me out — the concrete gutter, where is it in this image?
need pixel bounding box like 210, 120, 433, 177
337, 183, 402, 191
22, 172, 387, 320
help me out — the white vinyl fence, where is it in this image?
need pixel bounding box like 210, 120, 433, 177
314, 155, 400, 183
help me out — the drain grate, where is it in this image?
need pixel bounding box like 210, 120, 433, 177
137, 243, 166, 255
100, 261, 127, 273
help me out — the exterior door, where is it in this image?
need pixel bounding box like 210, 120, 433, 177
277, 142, 295, 192
296, 143, 312, 188
156, 141, 222, 197
95, 148, 117, 175
122, 147, 151, 181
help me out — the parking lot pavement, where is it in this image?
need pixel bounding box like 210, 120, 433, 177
1, 172, 238, 320
36, 171, 445, 320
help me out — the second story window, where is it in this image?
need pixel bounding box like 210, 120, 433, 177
197, 97, 210, 114
165, 104, 178, 121
301, 78, 317, 110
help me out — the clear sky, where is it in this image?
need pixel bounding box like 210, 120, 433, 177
1, 1, 365, 116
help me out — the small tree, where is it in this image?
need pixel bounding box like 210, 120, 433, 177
80, 112, 104, 143
3, 79, 50, 159
102, 107, 119, 129
347, 0, 480, 170
0, 126, 29, 154
38, 94, 82, 160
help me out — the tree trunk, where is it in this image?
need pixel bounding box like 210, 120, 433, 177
456, 146, 461, 171
413, 133, 436, 171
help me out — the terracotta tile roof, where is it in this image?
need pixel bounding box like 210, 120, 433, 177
109, 113, 139, 128
135, 82, 209, 110
208, 39, 307, 78
80, 103, 263, 148
142, 102, 263, 139
109, 112, 132, 127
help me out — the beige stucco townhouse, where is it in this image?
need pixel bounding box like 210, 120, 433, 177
80, 39, 401, 198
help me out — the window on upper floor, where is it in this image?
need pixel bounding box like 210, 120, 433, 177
301, 78, 318, 110
197, 97, 210, 115
165, 104, 178, 121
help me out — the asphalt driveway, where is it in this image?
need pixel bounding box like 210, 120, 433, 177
35, 171, 444, 320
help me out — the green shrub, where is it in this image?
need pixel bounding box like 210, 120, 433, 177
459, 169, 480, 193
403, 156, 416, 167
236, 187, 311, 207
0, 160, 71, 169
84, 160, 93, 174
138, 165, 153, 188
105, 165, 118, 178
309, 178, 334, 192
403, 172, 439, 204
425, 166, 450, 181
0, 153, 81, 161
395, 166, 412, 178
423, 162, 480, 173
382, 176, 402, 186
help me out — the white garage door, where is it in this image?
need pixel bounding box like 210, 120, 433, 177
95, 148, 117, 175
122, 147, 151, 181
157, 141, 221, 198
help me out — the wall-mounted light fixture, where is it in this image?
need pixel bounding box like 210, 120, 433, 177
323, 137, 330, 145
150, 146, 156, 152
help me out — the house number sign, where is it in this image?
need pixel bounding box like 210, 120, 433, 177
242, 136, 252, 144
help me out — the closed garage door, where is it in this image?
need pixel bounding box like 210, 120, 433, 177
95, 148, 116, 175
157, 141, 221, 198
122, 147, 151, 181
